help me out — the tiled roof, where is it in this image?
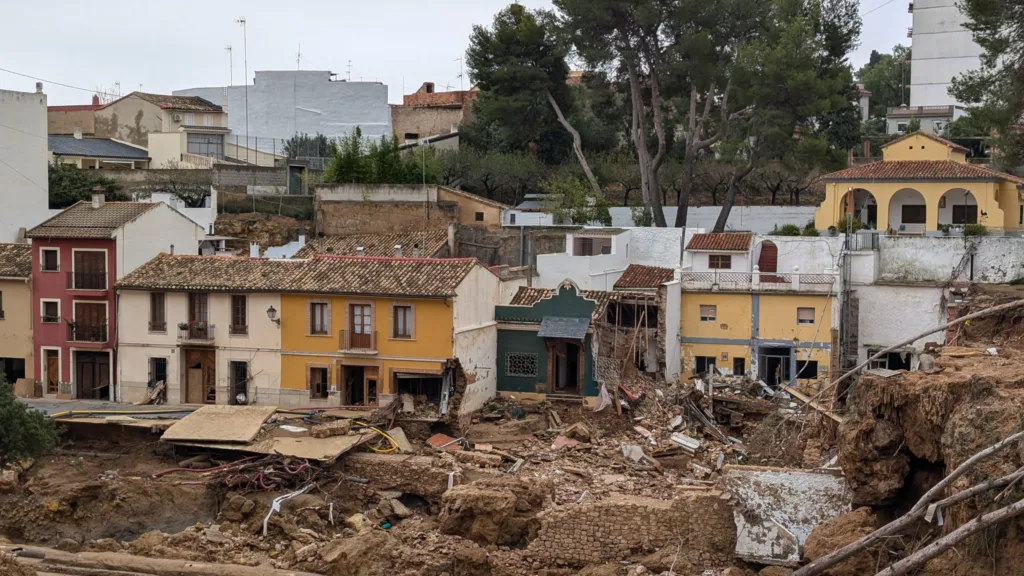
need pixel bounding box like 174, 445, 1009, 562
131, 92, 221, 112
0, 244, 32, 278
117, 254, 483, 298
883, 130, 969, 153
685, 233, 753, 252
292, 230, 449, 259
26, 202, 158, 239
438, 186, 510, 210
49, 136, 149, 159
509, 286, 653, 322
575, 228, 627, 237
820, 160, 1024, 185
614, 264, 675, 289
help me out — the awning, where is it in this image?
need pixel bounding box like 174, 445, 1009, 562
537, 316, 591, 340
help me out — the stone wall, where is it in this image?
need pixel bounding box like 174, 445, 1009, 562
526, 492, 735, 569
213, 165, 288, 188
458, 226, 573, 266
391, 105, 462, 140
319, 201, 456, 235
342, 453, 464, 499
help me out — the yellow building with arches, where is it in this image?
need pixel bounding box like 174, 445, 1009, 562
815, 132, 1024, 233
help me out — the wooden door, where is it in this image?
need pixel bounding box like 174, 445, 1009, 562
74, 302, 107, 341
188, 293, 209, 323
187, 368, 204, 404
45, 351, 59, 394
73, 251, 106, 289
350, 304, 372, 349
757, 241, 778, 273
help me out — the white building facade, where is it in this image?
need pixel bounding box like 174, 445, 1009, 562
0, 88, 51, 242
909, 0, 983, 107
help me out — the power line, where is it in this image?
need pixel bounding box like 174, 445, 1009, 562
0, 158, 47, 193
0, 67, 118, 97
0, 122, 47, 141
861, 0, 899, 17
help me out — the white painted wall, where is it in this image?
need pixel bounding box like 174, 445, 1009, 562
147, 132, 186, 169
115, 203, 203, 278
453, 265, 501, 331
910, 0, 983, 107
689, 252, 752, 272
630, 227, 684, 267
499, 277, 529, 305
937, 188, 976, 224
175, 71, 391, 149
609, 206, 818, 231
856, 284, 945, 359
877, 236, 1024, 284
0, 90, 49, 242
663, 280, 681, 383
758, 236, 843, 274
453, 265, 500, 413
536, 251, 626, 290
316, 183, 437, 203
503, 210, 553, 227
138, 190, 217, 233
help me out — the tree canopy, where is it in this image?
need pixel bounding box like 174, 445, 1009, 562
322, 128, 438, 185
856, 44, 911, 118
48, 162, 124, 209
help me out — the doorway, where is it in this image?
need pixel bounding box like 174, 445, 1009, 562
350, 304, 372, 349
230, 361, 249, 405
75, 351, 110, 400
44, 349, 59, 394
547, 340, 583, 395
183, 348, 216, 404
342, 365, 366, 405
759, 347, 792, 388
288, 165, 306, 194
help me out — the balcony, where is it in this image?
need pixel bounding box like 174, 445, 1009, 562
67, 322, 108, 343
67, 271, 107, 291
178, 322, 216, 344
339, 329, 377, 353
229, 324, 249, 336
679, 270, 837, 293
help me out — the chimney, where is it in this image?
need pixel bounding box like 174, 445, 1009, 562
412, 243, 423, 258
91, 186, 105, 209
355, 246, 365, 257
170, 244, 175, 255
92, 94, 100, 106
394, 245, 403, 257
35, 82, 43, 94
298, 226, 306, 248
74, 127, 83, 140
249, 242, 260, 258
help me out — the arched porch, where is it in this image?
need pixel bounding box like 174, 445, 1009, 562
839, 189, 878, 228
939, 188, 978, 226
887, 188, 927, 234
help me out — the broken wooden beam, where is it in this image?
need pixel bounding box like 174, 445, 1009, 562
782, 386, 843, 424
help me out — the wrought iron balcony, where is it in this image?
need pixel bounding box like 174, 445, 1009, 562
67, 322, 108, 343
178, 322, 216, 344
67, 271, 107, 290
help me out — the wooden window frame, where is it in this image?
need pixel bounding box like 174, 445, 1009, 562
149, 292, 166, 332
708, 254, 732, 270
306, 363, 331, 400
699, 304, 717, 322
474, 212, 485, 222
797, 307, 816, 325
40, 248, 59, 273
390, 303, 414, 340
230, 295, 248, 336
308, 299, 331, 336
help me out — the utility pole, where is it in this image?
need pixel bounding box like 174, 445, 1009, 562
236, 17, 249, 164
346, 60, 352, 82
296, 43, 302, 70
455, 56, 464, 91
225, 45, 233, 86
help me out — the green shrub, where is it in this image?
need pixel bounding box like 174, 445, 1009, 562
774, 224, 802, 236
937, 224, 952, 235
836, 218, 864, 233
963, 223, 987, 237
0, 376, 61, 465
802, 220, 820, 236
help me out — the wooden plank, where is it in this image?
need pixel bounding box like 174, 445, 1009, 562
782, 385, 843, 423
168, 432, 373, 462
161, 405, 277, 443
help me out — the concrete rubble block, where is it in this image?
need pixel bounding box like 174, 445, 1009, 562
723, 465, 851, 566
0, 470, 18, 493
310, 419, 351, 439
344, 513, 376, 535
551, 435, 580, 451
452, 450, 504, 468
426, 433, 462, 451
385, 427, 414, 453
388, 499, 414, 519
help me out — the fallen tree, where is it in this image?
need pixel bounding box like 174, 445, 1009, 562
792, 430, 1024, 576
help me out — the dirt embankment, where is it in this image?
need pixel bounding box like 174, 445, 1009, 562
215, 213, 308, 252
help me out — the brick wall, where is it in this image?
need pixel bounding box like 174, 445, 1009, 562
391, 106, 463, 141
403, 85, 473, 108
319, 201, 457, 235
458, 226, 572, 266
526, 492, 735, 568
213, 165, 288, 187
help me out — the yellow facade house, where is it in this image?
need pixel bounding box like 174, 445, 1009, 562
679, 233, 837, 389
117, 252, 500, 412
815, 132, 1024, 233
0, 244, 33, 392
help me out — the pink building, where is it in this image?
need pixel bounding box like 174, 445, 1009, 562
26, 195, 202, 399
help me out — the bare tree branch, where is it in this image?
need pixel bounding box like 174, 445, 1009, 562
545, 89, 602, 197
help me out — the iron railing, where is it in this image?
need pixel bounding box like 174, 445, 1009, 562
339, 329, 377, 351
67, 271, 107, 290
178, 322, 215, 343
67, 322, 108, 343
230, 324, 249, 336
149, 321, 167, 332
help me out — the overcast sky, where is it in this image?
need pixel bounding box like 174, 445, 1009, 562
0, 0, 908, 106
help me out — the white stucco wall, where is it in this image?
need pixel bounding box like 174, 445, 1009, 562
910, 0, 982, 107
608, 206, 818, 231
630, 227, 684, 267
663, 280, 681, 383
877, 236, 1024, 284
536, 252, 627, 290
855, 284, 945, 360
0, 89, 50, 242
139, 191, 217, 233
453, 265, 500, 413
175, 71, 391, 150
689, 252, 752, 272
115, 203, 203, 278
147, 132, 186, 169
503, 210, 553, 227
316, 183, 436, 203
756, 236, 843, 274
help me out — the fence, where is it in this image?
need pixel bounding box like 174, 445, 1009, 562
218, 189, 315, 220
679, 270, 836, 293
223, 135, 334, 170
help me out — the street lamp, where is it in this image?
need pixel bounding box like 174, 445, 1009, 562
235, 17, 248, 164
267, 305, 280, 326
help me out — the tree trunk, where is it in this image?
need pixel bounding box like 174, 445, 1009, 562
626, 61, 667, 227
545, 90, 602, 198
712, 162, 755, 232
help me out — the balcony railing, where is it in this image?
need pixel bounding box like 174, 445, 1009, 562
339, 329, 377, 352
229, 324, 249, 336
67, 271, 107, 290
679, 270, 837, 293
178, 322, 216, 343
67, 322, 108, 343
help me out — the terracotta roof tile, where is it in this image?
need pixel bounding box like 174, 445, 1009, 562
509, 286, 653, 322
614, 264, 675, 289
131, 92, 221, 112
116, 253, 483, 298
26, 202, 158, 239
293, 230, 448, 259
883, 130, 969, 153
685, 233, 753, 252
0, 244, 32, 278
820, 160, 1024, 185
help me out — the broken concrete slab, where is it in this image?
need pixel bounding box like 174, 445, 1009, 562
670, 432, 701, 453
723, 465, 851, 567
161, 405, 277, 444
551, 435, 580, 451
386, 427, 414, 453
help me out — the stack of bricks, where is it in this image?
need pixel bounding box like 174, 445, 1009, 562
526, 491, 736, 569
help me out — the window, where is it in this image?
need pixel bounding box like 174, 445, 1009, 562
510, 213, 516, 225
0, 290, 4, 320
475, 212, 485, 222
578, 237, 593, 255
41, 249, 58, 272
897, 122, 908, 132
797, 307, 816, 325
188, 293, 209, 323
41, 300, 59, 323
393, 305, 412, 338
952, 205, 978, 224
310, 302, 328, 335
203, 114, 213, 127
708, 254, 732, 269
796, 360, 820, 379
902, 205, 926, 224
404, 132, 419, 142
230, 295, 248, 335
733, 357, 746, 376
149, 292, 166, 332
699, 305, 717, 322
309, 366, 329, 399
182, 113, 195, 125
73, 250, 106, 290
695, 356, 717, 375
230, 361, 248, 404
187, 133, 225, 159
0, 357, 25, 384
506, 352, 538, 377
150, 357, 167, 384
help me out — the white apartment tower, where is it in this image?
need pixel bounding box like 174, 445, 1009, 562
909, 0, 983, 107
